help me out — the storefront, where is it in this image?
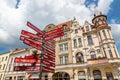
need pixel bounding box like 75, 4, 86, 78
78, 71, 86, 80
93, 70, 102, 80
28, 74, 39, 80
52, 72, 70, 80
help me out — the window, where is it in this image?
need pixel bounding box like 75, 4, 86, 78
59, 43, 68, 52
78, 38, 82, 47
74, 39, 77, 48
97, 49, 100, 53
103, 47, 107, 57
86, 26, 89, 31
99, 21, 102, 25
63, 25, 67, 30
102, 30, 107, 39
87, 35, 93, 45
65, 56, 68, 64
64, 43, 68, 51
2, 57, 4, 61
3, 64, 5, 70
78, 71, 86, 80
76, 52, 84, 63
5, 56, 8, 61
108, 46, 113, 58
93, 70, 102, 79
59, 44, 63, 52
0, 65, 2, 70
64, 33, 68, 39
45, 75, 48, 80
107, 30, 111, 38
59, 56, 63, 64
90, 51, 96, 59
75, 29, 78, 34
98, 32, 102, 41
17, 76, 25, 80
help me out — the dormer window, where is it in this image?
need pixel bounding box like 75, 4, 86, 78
86, 26, 89, 31
75, 29, 78, 34
63, 25, 67, 30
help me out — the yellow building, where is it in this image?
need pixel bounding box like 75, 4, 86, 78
0, 51, 11, 80
45, 11, 120, 80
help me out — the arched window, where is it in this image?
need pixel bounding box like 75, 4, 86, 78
75, 29, 78, 34
90, 51, 96, 59
76, 52, 84, 63
78, 71, 86, 80
107, 46, 113, 58
73, 39, 77, 48
93, 70, 102, 80
52, 72, 70, 80
87, 35, 93, 45
102, 30, 107, 39
78, 38, 82, 47
63, 25, 67, 30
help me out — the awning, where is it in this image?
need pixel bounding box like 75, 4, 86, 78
29, 74, 39, 79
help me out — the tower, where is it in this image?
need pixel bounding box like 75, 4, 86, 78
92, 11, 119, 58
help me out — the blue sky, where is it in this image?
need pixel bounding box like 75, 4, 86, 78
0, 0, 120, 53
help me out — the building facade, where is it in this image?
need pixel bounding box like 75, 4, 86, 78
5, 48, 29, 80
1, 11, 120, 80
0, 51, 11, 80
49, 11, 120, 80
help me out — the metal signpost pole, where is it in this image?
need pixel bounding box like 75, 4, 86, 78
39, 32, 45, 80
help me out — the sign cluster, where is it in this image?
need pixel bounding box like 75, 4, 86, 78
14, 21, 63, 75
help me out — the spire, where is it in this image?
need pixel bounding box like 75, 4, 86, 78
94, 9, 102, 17
73, 16, 76, 20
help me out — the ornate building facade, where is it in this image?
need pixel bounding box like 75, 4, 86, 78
45, 11, 120, 80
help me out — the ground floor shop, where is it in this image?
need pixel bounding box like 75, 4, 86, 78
52, 64, 120, 80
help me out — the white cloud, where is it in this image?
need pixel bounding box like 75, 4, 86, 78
110, 24, 120, 44
0, 0, 117, 50
96, 0, 113, 14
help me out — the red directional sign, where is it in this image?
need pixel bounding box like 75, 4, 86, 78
27, 21, 43, 35
44, 49, 55, 57
24, 39, 42, 50
43, 66, 54, 73
45, 27, 63, 36
21, 30, 39, 39
20, 35, 26, 41
25, 54, 41, 59
14, 66, 54, 73
43, 60, 55, 67
45, 32, 63, 40
44, 55, 55, 62
14, 66, 40, 71
14, 58, 40, 63
44, 45, 55, 52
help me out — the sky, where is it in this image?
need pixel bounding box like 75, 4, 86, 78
0, 0, 120, 53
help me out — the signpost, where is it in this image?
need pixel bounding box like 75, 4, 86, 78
15, 21, 63, 80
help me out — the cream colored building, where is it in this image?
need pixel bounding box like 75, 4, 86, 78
0, 51, 11, 80
47, 11, 120, 80
5, 48, 29, 80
